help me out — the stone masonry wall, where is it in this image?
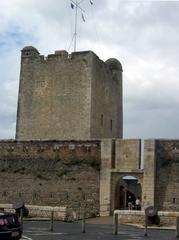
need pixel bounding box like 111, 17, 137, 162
115, 139, 141, 171
16, 48, 123, 141
0, 140, 101, 216
155, 140, 179, 211
114, 210, 179, 226
16, 50, 93, 140
142, 140, 156, 208
90, 56, 123, 139
100, 139, 112, 216
1, 138, 179, 216
99, 139, 143, 215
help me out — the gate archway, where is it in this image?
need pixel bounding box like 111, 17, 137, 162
111, 173, 143, 212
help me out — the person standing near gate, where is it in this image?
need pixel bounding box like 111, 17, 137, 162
135, 197, 141, 210
128, 196, 133, 210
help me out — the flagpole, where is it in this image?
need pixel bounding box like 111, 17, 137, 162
74, 0, 78, 52
70, 0, 92, 52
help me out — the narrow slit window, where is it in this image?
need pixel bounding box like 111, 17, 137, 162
101, 114, 103, 127
110, 120, 113, 131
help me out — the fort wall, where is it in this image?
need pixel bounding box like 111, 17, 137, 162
1, 139, 179, 215
99, 139, 179, 214
0, 140, 100, 216
142, 140, 156, 208
115, 139, 141, 171
155, 140, 179, 211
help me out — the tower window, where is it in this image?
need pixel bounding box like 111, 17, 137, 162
101, 114, 103, 127
110, 120, 113, 131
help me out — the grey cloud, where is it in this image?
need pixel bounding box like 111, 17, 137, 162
124, 106, 179, 139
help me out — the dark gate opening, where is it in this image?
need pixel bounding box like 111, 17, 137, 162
115, 176, 142, 210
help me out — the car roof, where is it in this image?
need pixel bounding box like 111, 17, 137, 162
0, 211, 15, 217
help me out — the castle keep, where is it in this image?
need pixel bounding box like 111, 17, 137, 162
0, 47, 179, 220
16, 46, 123, 140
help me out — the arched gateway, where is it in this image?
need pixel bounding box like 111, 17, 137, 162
111, 172, 143, 213
114, 176, 142, 209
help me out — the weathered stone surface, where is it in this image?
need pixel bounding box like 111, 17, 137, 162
115, 139, 141, 171
142, 140, 156, 208
1, 138, 179, 216
16, 48, 123, 140
114, 210, 179, 226
155, 140, 179, 211
0, 140, 100, 216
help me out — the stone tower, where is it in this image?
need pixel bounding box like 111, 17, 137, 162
16, 46, 123, 140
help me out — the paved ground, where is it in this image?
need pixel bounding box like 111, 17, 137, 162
20, 217, 177, 240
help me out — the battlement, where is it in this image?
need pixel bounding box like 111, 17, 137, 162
21, 46, 122, 74
22, 46, 95, 60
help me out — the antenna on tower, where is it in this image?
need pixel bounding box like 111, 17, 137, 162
69, 0, 93, 52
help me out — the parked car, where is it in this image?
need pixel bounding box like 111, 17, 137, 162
0, 211, 22, 240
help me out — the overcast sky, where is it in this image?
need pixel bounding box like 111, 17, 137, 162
0, 0, 179, 140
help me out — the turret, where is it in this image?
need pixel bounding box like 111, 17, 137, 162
21, 46, 40, 57
105, 58, 123, 73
